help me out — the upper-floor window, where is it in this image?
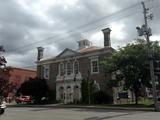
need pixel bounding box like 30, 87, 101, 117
67, 62, 72, 75
59, 63, 64, 76
44, 66, 49, 79
74, 61, 79, 74
91, 59, 99, 74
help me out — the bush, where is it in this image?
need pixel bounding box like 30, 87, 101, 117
91, 91, 113, 104
17, 78, 49, 104
47, 90, 56, 103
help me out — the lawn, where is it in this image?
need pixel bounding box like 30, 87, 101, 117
100, 98, 154, 108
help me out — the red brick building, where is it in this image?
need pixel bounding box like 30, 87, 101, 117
36, 28, 115, 103
9, 67, 36, 87
7, 67, 37, 99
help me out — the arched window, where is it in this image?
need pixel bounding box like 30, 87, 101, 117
67, 62, 72, 75
74, 61, 79, 74
59, 63, 64, 76
59, 86, 64, 101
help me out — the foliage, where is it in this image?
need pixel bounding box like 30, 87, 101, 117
81, 79, 94, 104
47, 89, 56, 103
0, 46, 12, 98
102, 40, 160, 104
91, 91, 113, 104
81, 79, 89, 103
17, 78, 49, 103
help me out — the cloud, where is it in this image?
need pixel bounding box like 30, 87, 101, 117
0, 0, 160, 68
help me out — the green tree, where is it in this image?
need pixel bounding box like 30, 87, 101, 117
81, 79, 94, 104
102, 40, 160, 104
0, 46, 11, 101
81, 79, 89, 103
17, 78, 49, 103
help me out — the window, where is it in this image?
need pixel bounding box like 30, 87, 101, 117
59, 63, 64, 76
44, 66, 49, 79
74, 61, 79, 74
45, 68, 49, 78
91, 59, 99, 73
67, 62, 72, 75
83, 41, 86, 46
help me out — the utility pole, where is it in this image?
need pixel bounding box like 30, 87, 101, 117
136, 1, 157, 110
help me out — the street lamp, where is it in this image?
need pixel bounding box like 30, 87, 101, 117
87, 70, 91, 105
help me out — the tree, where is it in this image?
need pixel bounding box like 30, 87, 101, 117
0, 46, 11, 100
17, 78, 49, 103
81, 79, 89, 103
102, 40, 160, 104
81, 79, 94, 104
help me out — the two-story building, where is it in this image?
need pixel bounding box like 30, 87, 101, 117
36, 28, 115, 103
5, 66, 36, 102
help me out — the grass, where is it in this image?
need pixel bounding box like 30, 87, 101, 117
96, 98, 154, 108
105, 103, 153, 108
11, 98, 155, 109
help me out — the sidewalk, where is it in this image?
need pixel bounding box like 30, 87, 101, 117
7, 103, 154, 111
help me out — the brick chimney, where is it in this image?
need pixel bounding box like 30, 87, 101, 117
37, 47, 44, 61
102, 28, 111, 47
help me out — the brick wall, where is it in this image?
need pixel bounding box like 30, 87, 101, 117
79, 52, 113, 95
9, 67, 36, 87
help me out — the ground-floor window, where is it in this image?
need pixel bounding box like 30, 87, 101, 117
57, 84, 81, 104
59, 86, 64, 102
73, 85, 80, 102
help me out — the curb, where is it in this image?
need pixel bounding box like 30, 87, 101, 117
7, 104, 154, 111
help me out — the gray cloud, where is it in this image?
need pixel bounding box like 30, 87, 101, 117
0, 0, 41, 28
0, 0, 160, 68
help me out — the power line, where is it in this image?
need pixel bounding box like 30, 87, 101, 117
32, 7, 142, 48
5, 1, 160, 66
6, 2, 141, 53
4, 3, 143, 66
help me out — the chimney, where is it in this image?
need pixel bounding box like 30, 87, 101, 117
37, 47, 44, 61
102, 28, 111, 47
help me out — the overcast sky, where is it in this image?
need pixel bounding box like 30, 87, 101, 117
0, 0, 160, 69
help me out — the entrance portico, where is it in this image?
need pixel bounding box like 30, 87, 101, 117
56, 73, 82, 104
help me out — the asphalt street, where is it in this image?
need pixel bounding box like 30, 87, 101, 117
0, 107, 159, 120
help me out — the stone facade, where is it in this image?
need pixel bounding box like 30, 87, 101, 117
36, 28, 115, 103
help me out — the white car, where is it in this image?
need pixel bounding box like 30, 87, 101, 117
0, 100, 6, 115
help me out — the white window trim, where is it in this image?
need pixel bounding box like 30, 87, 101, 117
91, 58, 99, 74
59, 62, 64, 76
43, 65, 49, 79
66, 61, 72, 75
73, 60, 79, 75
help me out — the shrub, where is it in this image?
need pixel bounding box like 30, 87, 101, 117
47, 89, 56, 103
91, 91, 113, 104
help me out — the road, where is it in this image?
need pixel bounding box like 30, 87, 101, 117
0, 107, 159, 120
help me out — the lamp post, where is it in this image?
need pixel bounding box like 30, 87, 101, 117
136, 1, 157, 110
87, 70, 91, 105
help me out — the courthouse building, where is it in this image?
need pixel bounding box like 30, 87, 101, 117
36, 28, 116, 103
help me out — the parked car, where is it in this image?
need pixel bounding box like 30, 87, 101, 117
0, 99, 6, 115
15, 96, 32, 104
